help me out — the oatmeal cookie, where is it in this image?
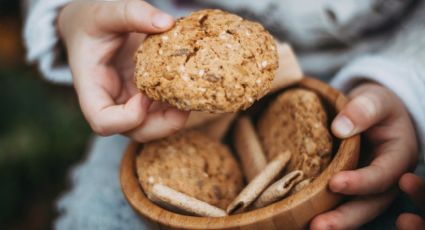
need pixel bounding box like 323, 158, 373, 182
135, 9, 278, 112
136, 130, 244, 209
257, 89, 333, 177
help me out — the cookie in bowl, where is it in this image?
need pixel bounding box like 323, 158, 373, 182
257, 89, 333, 178
136, 130, 244, 211
121, 78, 361, 229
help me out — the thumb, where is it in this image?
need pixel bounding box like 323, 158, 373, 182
91, 0, 174, 34
74, 66, 151, 136
331, 84, 393, 138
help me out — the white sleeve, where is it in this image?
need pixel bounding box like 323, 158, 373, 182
23, 0, 73, 85
198, 0, 413, 49
331, 2, 425, 159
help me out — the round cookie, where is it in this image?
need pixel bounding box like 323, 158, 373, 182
257, 89, 333, 178
135, 9, 278, 112
136, 130, 244, 209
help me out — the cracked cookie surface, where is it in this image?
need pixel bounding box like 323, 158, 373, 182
135, 9, 278, 112
257, 89, 333, 178
136, 130, 244, 209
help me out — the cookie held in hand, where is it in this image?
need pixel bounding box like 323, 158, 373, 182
135, 9, 278, 112
136, 130, 244, 210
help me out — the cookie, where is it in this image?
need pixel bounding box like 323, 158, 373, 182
136, 130, 244, 209
135, 9, 278, 112
257, 89, 333, 178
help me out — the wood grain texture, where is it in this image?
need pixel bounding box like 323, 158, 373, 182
120, 77, 360, 230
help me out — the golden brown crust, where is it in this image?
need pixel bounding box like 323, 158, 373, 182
135, 9, 278, 112
136, 130, 244, 209
257, 89, 333, 178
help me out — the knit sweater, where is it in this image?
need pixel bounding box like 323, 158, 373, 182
23, 0, 425, 229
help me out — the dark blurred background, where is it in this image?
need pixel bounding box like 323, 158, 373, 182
0, 1, 91, 229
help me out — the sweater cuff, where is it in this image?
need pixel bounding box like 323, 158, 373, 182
331, 56, 425, 162
24, 0, 73, 85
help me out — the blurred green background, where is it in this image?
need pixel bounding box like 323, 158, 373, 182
0, 1, 91, 229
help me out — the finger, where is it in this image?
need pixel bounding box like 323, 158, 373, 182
113, 33, 147, 77
310, 189, 397, 230
329, 140, 411, 195
83, 91, 150, 135
75, 66, 151, 135
396, 213, 425, 230
148, 101, 174, 113
115, 78, 141, 104
125, 107, 189, 142
332, 85, 392, 138
91, 0, 174, 34
399, 173, 425, 210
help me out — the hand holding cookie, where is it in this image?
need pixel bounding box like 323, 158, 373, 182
57, 0, 189, 142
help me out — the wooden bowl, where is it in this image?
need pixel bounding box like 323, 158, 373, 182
120, 77, 360, 230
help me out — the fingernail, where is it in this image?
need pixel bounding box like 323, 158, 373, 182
333, 115, 354, 137
152, 12, 174, 29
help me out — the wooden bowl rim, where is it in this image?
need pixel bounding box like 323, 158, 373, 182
120, 77, 360, 229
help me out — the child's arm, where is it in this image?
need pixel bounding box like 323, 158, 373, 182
311, 3, 425, 229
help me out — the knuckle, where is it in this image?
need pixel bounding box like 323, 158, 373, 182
171, 119, 186, 133
344, 173, 361, 191
90, 121, 109, 136
375, 85, 394, 99
121, 0, 132, 27
168, 120, 185, 134
127, 110, 144, 126
90, 2, 106, 31
327, 213, 344, 230
312, 214, 342, 230
122, 0, 146, 30
370, 164, 391, 192
90, 1, 102, 13
131, 133, 148, 143
127, 127, 150, 143
90, 1, 103, 19
323, 204, 361, 230
310, 216, 328, 230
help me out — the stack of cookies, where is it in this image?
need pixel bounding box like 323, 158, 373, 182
134, 9, 333, 217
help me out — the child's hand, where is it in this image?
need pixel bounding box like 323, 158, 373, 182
311, 83, 418, 229
396, 173, 425, 230
58, 0, 189, 142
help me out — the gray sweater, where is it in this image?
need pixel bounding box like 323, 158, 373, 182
23, 0, 425, 229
